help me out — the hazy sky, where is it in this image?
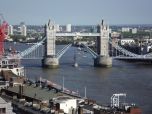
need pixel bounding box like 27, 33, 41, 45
0, 0, 152, 25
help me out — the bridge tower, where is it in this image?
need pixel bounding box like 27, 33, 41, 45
42, 20, 59, 68
94, 20, 112, 67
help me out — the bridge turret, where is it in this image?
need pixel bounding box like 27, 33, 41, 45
94, 20, 112, 67
45, 19, 56, 57
96, 19, 110, 56
42, 20, 59, 68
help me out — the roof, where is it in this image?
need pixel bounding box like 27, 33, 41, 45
0, 97, 6, 104
7, 84, 78, 101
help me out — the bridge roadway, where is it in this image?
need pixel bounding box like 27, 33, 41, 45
56, 32, 100, 37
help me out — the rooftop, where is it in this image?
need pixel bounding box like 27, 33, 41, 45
6, 84, 78, 101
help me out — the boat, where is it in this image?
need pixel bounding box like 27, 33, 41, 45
73, 50, 78, 67
74, 62, 78, 67
77, 47, 81, 51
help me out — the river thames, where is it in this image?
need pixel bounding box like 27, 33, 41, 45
5, 43, 152, 114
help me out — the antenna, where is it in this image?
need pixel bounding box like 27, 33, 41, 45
24, 68, 26, 79
40, 76, 42, 87
150, 30, 151, 40
62, 76, 64, 92
84, 86, 87, 98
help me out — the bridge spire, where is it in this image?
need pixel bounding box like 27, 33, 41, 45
94, 19, 112, 67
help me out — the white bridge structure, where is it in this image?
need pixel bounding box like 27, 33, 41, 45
11, 19, 152, 68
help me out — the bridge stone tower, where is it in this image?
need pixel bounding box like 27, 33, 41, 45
42, 20, 59, 68
94, 20, 112, 67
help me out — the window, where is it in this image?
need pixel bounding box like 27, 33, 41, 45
0, 108, 6, 113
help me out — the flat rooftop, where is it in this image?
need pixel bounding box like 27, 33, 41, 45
6, 84, 78, 101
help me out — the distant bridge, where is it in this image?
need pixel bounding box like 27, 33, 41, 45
113, 56, 152, 62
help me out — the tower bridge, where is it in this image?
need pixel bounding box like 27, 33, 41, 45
41, 19, 112, 68
13, 19, 152, 68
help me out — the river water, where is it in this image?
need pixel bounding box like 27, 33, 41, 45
5, 42, 152, 114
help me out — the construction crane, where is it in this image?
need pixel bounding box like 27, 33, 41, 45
0, 14, 8, 57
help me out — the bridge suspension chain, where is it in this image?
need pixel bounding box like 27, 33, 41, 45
56, 44, 72, 59
17, 37, 46, 59
109, 38, 140, 57
22, 45, 44, 59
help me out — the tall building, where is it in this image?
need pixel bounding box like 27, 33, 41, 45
20, 24, 27, 36
66, 24, 71, 32
8, 25, 13, 35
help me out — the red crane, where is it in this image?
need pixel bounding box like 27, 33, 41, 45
0, 14, 8, 56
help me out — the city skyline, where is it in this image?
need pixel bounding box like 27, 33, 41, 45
0, 0, 152, 25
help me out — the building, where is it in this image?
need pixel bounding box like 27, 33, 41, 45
132, 28, 137, 34
0, 97, 15, 114
120, 38, 135, 45
20, 24, 27, 36
7, 25, 13, 35
53, 96, 77, 114
111, 32, 121, 38
66, 24, 71, 32
122, 27, 130, 32
56, 24, 60, 32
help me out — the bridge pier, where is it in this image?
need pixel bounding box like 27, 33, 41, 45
42, 56, 59, 68
94, 56, 112, 67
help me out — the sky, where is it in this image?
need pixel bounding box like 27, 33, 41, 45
0, 0, 152, 25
